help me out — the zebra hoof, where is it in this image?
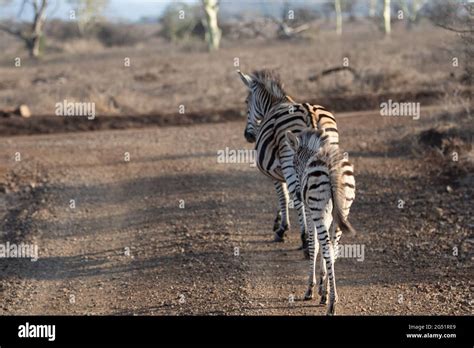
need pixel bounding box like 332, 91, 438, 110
273, 232, 285, 242
320, 294, 327, 305
304, 288, 314, 300
273, 225, 288, 242
327, 303, 336, 315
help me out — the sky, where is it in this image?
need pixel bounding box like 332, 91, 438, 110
0, 0, 199, 22
0, 0, 388, 22
0, 0, 337, 22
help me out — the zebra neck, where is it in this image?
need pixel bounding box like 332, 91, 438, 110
260, 98, 284, 119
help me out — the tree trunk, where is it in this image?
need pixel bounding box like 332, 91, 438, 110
30, 0, 48, 57
383, 0, 391, 36
202, 0, 221, 51
410, 0, 423, 23
369, 0, 377, 17
335, 0, 342, 36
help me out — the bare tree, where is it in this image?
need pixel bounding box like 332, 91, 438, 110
429, 1, 473, 89
410, 0, 424, 22
383, 0, 391, 35
0, 0, 49, 57
399, 0, 425, 28
202, 0, 221, 51
265, 1, 312, 40
332, 0, 357, 35
335, 0, 342, 35
68, 0, 108, 36
369, 0, 377, 17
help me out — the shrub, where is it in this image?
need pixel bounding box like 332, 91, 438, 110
159, 2, 203, 42
45, 20, 81, 41
95, 23, 143, 47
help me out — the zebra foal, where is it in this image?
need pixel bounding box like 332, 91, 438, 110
286, 128, 356, 315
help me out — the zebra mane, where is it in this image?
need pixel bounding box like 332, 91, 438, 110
251, 70, 287, 100
298, 129, 343, 169
298, 129, 327, 151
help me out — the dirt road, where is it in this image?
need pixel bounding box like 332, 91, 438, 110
0, 111, 472, 315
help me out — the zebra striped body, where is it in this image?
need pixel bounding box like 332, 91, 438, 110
286, 129, 356, 315
302, 103, 339, 146
238, 69, 340, 254
256, 102, 340, 181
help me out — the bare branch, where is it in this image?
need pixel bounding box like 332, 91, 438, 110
32, 0, 38, 13
435, 23, 474, 33
0, 22, 23, 38
17, 0, 29, 18
308, 66, 359, 82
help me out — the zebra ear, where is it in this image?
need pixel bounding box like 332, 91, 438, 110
237, 70, 253, 89
285, 131, 299, 150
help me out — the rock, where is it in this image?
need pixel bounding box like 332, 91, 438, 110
18, 105, 31, 118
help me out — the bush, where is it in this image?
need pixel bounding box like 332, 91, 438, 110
45, 20, 81, 41
159, 2, 203, 42
95, 23, 144, 47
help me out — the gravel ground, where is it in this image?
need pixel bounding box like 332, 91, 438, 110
0, 109, 472, 315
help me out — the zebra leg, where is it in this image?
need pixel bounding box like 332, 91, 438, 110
312, 219, 335, 313
318, 252, 328, 304
302, 205, 316, 258
307, 193, 333, 310
279, 144, 308, 254
304, 216, 319, 300
273, 181, 290, 242
292, 200, 309, 258
318, 212, 333, 304
273, 210, 281, 232
333, 226, 342, 260
325, 243, 338, 315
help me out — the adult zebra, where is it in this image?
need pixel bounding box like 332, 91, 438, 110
237, 69, 339, 254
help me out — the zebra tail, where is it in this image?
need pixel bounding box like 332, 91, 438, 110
333, 196, 356, 236
327, 148, 357, 236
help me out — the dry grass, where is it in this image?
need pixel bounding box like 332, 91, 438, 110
0, 20, 465, 116
394, 113, 474, 188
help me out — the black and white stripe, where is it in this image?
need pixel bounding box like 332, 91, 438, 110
238, 69, 340, 254
286, 128, 356, 315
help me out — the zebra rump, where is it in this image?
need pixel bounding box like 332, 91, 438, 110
286, 128, 356, 236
